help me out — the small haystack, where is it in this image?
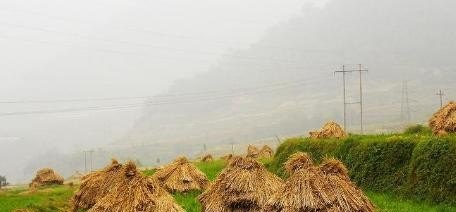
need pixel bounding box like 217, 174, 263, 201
309, 121, 346, 139
429, 101, 456, 135
89, 161, 184, 212
264, 152, 334, 212
70, 159, 123, 211
320, 158, 375, 212
154, 157, 210, 192
258, 145, 274, 158
199, 156, 283, 212
65, 171, 84, 186
246, 145, 260, 158
221, 153, 233, 161
29, 168, 64, 188
201, 154, 214, 162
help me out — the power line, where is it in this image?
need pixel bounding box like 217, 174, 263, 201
0, 21, 315, 65
0, 77, 328, 116
0, 8, 323, 52
0, 34, 325, 73
0, 76, 327, 104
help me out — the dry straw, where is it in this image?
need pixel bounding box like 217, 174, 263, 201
201, 154, 214, 162
310, 121, 347, 139
246, 145, 260, 158
265, 152, 375, 212
199, 156, 283, 212
29, 168, 64, 188
258, 145, 274, 158
265, 152, 333, 211
70, 159, 123, 211
429, 101, 456, 135
320, 158, 375, 212
154, 156, 210, 192
88, 161, 184, 212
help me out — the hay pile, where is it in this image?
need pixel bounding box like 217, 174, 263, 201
264, 152, 375, 212
221, 153, 233, 161
70, 159, 123, 211
66, 171, 84, 181
320, 158, 375, 211
65, 171, 84, 185
309, 121, 346, 139
429, 101, 456, 135
154, 157, 210, 192
29, 168, 64, 188
264, 152, 333, 211
201, 154, 214, 162
199, 156, 283, 212
258, 145, 273, 158
88, 162, 184, 212
246, 145, 260, 158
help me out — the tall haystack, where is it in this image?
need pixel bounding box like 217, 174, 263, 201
29, 168, 64, 188
320, 158, 375, 212
199, 156, 283, 212
309, 121, 346, 139
70, 159, 123, 211
201, 154, 214, 162
429, 101, 456, 135
258, 145, 274, 158
89, 161, 184, 212
264, 152, 334, 212
246, 145, 260, 158
154, 157, 210, 192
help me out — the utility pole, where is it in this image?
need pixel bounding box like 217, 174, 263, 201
401, 81, 411, 123
83, 151, 87, 173
89, 150, 94, 172
229, 142, 235, 154
335, 64, 368, 134
436, 89, 444, 108
83, 150, 94, 173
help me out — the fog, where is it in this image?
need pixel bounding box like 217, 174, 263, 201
1, 0, 455, 183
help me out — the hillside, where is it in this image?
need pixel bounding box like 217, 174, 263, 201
124, 0, 456, 155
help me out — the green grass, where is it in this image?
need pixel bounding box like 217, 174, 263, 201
142, 168, 156, 176
173, 191, 202, 212
367, 192, 456, 212
0, 185, 76, 212
194, 160, 226, 180
2, 158, 455, 211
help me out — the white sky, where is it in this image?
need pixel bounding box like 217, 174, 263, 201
0, 0, 330, 182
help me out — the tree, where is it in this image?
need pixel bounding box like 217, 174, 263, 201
0, 175, 7, 188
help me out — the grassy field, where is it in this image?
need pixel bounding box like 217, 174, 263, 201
0, 185, 76, 212
1, 159, 455, 211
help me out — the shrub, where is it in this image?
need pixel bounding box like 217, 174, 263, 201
407, 137, 456, 203
270, 134, 456, 204
404, 124, 432, 135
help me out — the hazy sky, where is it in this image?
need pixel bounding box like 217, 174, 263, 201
0, 0, 330, 182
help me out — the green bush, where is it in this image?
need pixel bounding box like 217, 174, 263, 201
270, 134, 456, 204
407, 137, 456, 203
404, 124, 432, 135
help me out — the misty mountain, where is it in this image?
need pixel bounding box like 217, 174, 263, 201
124, 0, 456, 150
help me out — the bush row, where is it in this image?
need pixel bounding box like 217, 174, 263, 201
270, 134, 456, 204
